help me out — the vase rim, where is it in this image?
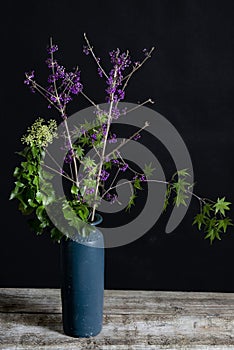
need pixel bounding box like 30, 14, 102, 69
90, 213, 103, 226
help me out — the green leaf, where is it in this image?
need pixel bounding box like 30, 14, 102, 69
71, 184, 79, 195
204, 229, 215, 243
36, 206, 46, 222
14, 181, 25, 188
9, 186, 21, 200
173, 191, 188, 207
163, 185, 171, 211
39, 169, 54, 180
74, 145, 84, 159
143, 163, 155, 178
217, 218, 233, 233
104, 161, 112, 170
28, 218, 44, 235
193, 213, 206, 230
176, 169, 190, 177
13, 167, 21, 177
133, 178, 142, 190
83, 156, 96, 170
214, 197, 231, 216
28, 199, 38, 208
35, 191, 43, 203
50, 227, 64, 242
79, 135, 91, 147
15, 147, 30, 158
203, 203, 213, 217
126, 194, 137, 212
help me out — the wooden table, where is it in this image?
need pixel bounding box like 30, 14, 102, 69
0, 288, 234, 349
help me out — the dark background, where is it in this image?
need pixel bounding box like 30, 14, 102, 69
1, 0, 234, 291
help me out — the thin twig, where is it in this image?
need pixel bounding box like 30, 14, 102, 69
80, 90, 100, 109
122, 47, 155, 84
105, 121, 150, 160
42, 163, 75, 184
84, 33, 109, 79
45, 149, 70, 179
91, 66, 118, 221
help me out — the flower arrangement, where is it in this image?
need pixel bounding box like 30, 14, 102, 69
10, 34, 233, 244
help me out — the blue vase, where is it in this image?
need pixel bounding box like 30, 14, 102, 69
60, 214, 104, 338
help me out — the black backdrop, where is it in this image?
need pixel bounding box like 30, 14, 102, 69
1, 0, 234, 291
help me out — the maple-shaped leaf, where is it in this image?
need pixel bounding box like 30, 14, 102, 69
217, 218, 233, 233
143, 162, 155, 178
193, 213, 206, 230
214, 197, 231, 215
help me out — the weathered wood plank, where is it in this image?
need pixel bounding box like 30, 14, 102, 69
1, 288, 234, 315
0, 288, 234, 349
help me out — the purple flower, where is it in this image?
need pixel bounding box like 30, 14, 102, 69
70, 82, 83, 95
102, 124, 107, 136
120, 163, 128, 172
64, 149, 74, 164
133, 134, 141, 141
59, 93, 72, 104
141, 175, 146, 181
106, 193, 117, 204
122, 107, 127, 115
45, 58, 58, 68
98, 67, 103, 77
91, 133, 97, 142
143, 48, 149, 56
48, 65, 66, 83
110, 194, 117, 204
100, 170, 110, 181
86, 188, 95, 195
30, 86, 36, 93
108, 134, 117, 144
24, 71, 35, 85
112, 159, 119, 164
83, 45, 90, 55
47, 44, 58, 54
112, 106, 120, 119
80, 128, 86, 135
117, 89, 125, 101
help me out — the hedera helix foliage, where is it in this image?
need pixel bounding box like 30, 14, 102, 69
10, 35, 233, 244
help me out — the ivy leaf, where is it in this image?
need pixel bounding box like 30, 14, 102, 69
214, 197, 231, 216
71, 184, 79, 195
28, 199, 38, 208
14, 181, 25, 188
50, 227, 64, 242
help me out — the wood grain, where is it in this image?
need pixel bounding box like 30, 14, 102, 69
0, 288, 234, 349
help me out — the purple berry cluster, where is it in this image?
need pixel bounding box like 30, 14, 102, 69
24, 42, 83, 117
105, 49, 131, 103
